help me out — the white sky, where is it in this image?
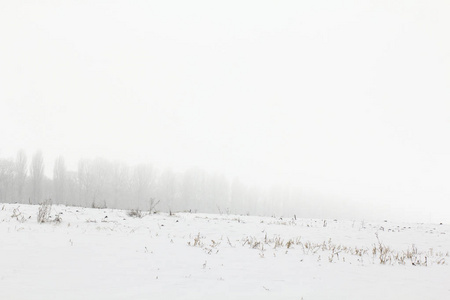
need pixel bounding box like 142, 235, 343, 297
1, 0, 450, 222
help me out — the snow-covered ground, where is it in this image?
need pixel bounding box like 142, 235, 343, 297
1, 203, 449, 300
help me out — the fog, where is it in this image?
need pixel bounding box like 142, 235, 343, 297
1, 1, 450, 223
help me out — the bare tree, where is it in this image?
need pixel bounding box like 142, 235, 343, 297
65, 171, 78, 206
181, 168, 207, 212
90, 158, 113, 208
131, 163, 155, 210
53, 156, 67, 205
78, 159, 93, 207
30, 150, 44, 204
111, 161, 130, 209
0, 158, 15, 202
14, 150, 27, 203
205, 172, 229, 213
230, 177, 246, 214
158, 168, 176, 212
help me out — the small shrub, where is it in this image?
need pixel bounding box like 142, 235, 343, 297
11, 207, 27, 223
53, 213, 63, 224
37, 200, 52, 223
127, 209, 143, 218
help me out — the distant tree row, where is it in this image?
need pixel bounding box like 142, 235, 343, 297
0, 150, 316, 217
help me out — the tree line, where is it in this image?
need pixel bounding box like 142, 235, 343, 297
0, 150, 315, 217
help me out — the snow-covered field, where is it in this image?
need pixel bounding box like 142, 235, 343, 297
1, 203, 449, 300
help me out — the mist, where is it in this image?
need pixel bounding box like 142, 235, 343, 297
1, 1, 450, 223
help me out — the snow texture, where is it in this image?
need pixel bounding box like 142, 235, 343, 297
1, 203, 449, 299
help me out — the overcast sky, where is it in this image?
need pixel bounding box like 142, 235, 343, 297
1, 0, 449, 222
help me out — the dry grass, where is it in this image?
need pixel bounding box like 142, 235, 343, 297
187, 232, 204, 247
229, 233, 447, 266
